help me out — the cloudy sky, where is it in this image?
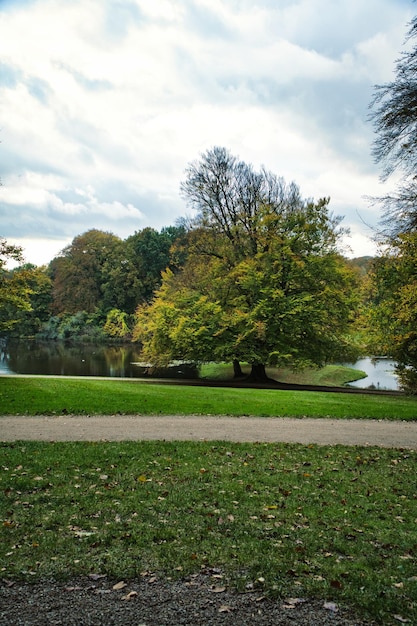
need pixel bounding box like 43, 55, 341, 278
0, 0, 414, 266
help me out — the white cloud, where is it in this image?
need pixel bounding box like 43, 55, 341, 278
0, 0, 414, 266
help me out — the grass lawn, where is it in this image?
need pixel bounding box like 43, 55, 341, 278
1, 440, 416, 624
1, 375, 416, 623
0, 376, 416, 420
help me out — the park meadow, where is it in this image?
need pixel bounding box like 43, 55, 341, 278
1, 375, 417, 624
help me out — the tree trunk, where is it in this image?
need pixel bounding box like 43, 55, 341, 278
248, 363, 270, 382
233, 359, 244, 378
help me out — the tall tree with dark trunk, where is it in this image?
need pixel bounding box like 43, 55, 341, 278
134, 148, 358, 380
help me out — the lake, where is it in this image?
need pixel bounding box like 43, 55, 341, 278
0, 340, 400, 390
0, 339, 198, 379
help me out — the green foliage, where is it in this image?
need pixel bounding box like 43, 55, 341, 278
365, 233, 417, 392
42, 226, 186, 332
0, 239, 33, 332
8, 265, 53, 337
1, 440, 417, 623
103, 309, 132, 339
135, 148, 359, 376
133, 273, 225, 366
37, 311, 106, 343
49, 230, 123, 315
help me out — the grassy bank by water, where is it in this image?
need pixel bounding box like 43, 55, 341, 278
1, 440, 416, 624
200, 363, 367, 387
0, 376, 415, 419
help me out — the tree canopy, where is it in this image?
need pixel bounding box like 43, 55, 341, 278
134, 147, 358, 380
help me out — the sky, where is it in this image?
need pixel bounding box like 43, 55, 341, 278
0, 0, 415, 266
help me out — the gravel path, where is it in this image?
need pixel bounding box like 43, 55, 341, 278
0, 574, 378, 626
1, 414, 417, 448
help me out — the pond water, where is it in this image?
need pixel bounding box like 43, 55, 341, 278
0, 339, 199, 379
0, 339, 145, 377
0, 340, 400, 389
343, 357, 399, 391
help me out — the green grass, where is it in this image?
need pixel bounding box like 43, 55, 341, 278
0, 376, 415, 420
200, 362, 367, 386
1, 440, 416, 623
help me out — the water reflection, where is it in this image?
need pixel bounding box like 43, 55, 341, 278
0, 339, 198, 379
345, 357, 399, 391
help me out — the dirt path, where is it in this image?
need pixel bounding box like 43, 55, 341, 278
1, 414, 417, 448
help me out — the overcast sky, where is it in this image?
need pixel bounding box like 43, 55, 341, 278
0, 0, 414, 266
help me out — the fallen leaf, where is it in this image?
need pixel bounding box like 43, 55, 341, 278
323, 602, 338, 612
219, 605, 233, 613
394, 616, 410, 623
113, 581, 127, 590
283, 598, 306, 606
88, 574, 106, 580
137, 475, 147, 483
121, 591, 138, 601
211, 586, 226, 593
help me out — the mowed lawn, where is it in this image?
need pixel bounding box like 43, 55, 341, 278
0, 376, 416, 420
1, 440, 417, 624
1, 376, 417, 624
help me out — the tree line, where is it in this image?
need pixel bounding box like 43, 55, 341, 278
2, 13, 417, 391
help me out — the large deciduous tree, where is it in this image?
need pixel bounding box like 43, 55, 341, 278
369, 15, 417, 235
49, 230, 123, 314
134, 147, 358, 381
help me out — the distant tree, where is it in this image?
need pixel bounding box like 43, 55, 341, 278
8, 264, 52, 337
369, 15, 417, 235
49, 230, 123, 314
0, 239, 33, 332
134, 148, 358, 380
100, 226, 186, 314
